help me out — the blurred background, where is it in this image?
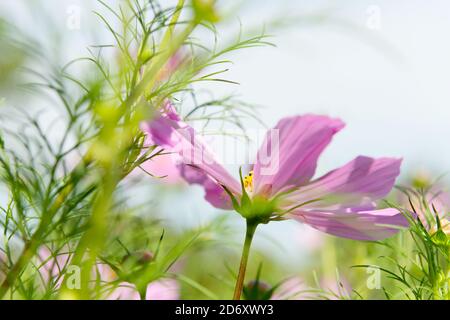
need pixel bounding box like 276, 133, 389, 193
1, 0, 449, 299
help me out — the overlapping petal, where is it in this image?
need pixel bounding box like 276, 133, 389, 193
280, 156, 402, 212
178, 164, 234, 210
253, 115, 345, 196
277, 156, 406, 240
290, 208, 408, 241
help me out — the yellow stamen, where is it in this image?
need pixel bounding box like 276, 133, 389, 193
243, 170, 253, 193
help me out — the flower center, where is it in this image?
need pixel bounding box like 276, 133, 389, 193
243, 170, 253, 193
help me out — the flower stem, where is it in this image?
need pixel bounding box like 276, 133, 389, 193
233, 220, 258, 300
139, 287, 147, 301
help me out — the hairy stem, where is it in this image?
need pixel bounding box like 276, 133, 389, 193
233, 221, 258, 300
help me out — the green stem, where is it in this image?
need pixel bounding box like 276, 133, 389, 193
233, 220, 258, 300
138, 286, 147, 300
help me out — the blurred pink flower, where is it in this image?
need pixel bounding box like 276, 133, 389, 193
271, 276, 351, 300
143, 106, 408, 241
319, 276, 352, 300
37, 246, 71, 288
404, 186, 450, 235
156, 50, 186, 81
35, 248, 179, 300
106, 279, 179, 300
295, 226, 325, 253
97, 263, 179, 300
271, 277, 309, 300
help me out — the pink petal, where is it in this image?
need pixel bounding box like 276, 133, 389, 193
281, 156, 402, 211
141, 103, 181, 147
179, 164, 234, 209
271, 277, 309, 300
107, 282, 140, 300
37, 246, 71, 287
146, 279, 180, 300
106, 280, 180, 300
290, 208, 408, 241
174, 126, 240, 194
320, 276, 352, 300
142, 103, 241, 197
139, 152, 182, 184
253, 115, 345, 196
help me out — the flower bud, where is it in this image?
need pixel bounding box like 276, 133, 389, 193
243, 280, 273, 300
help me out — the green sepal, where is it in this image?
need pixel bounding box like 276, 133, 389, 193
222, 184, 241, 213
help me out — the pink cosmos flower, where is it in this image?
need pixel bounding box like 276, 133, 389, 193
142, 105, 408, 241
